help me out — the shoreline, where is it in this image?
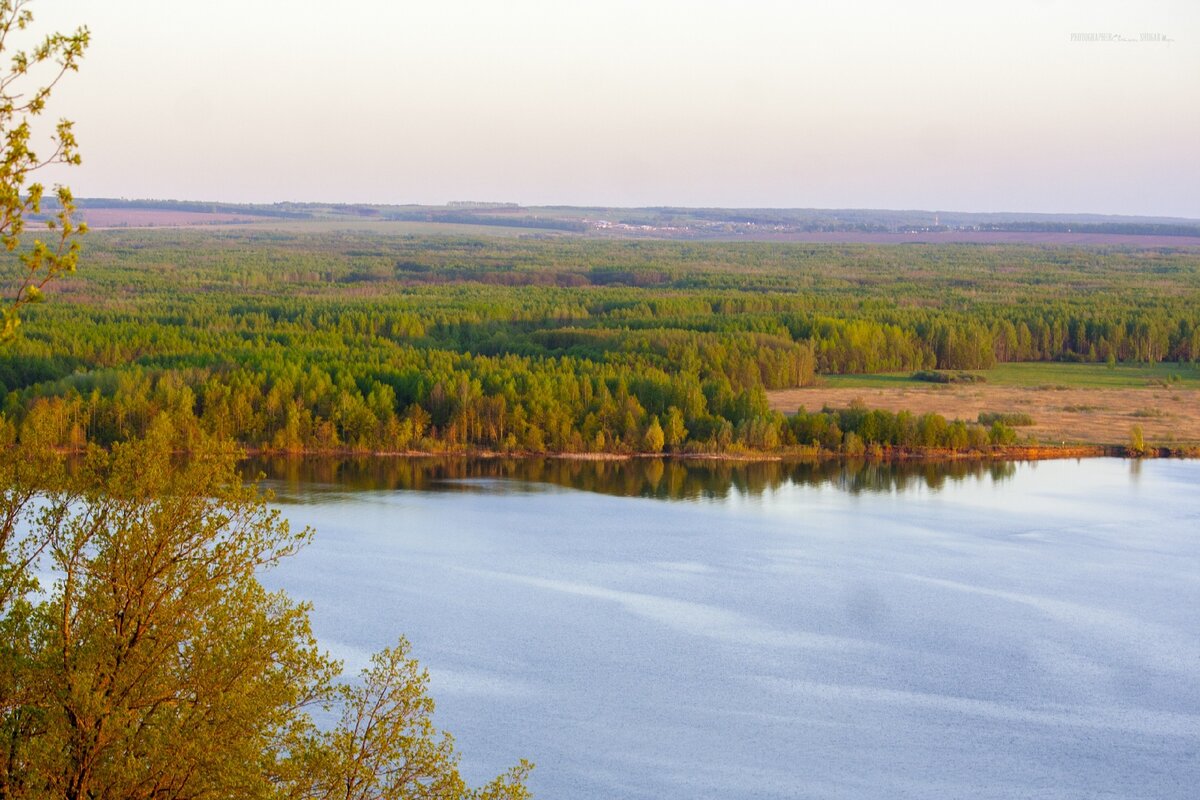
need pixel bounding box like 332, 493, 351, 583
237, 443, 1198, 463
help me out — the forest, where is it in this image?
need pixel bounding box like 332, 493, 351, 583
2, 229, 1198, 456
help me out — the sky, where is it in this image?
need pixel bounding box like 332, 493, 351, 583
27, 0, 1200, 216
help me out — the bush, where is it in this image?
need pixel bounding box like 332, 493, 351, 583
912, 370, 987, 384
988, 421, 1017, 446
978, 411, 1035, 427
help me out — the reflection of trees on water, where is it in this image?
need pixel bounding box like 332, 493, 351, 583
245, 456, 1017, 503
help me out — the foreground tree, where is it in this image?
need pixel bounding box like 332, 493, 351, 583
310, 641, 532, 800
0, 0, 88, 343
0, 420, 532, 799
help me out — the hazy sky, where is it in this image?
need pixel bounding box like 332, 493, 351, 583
30, 1, 1200, 215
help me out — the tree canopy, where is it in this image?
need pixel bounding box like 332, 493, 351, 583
5, 230, 1197, 455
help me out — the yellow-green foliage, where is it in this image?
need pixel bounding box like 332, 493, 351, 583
0, 426, 532, 799
3, 229, 1199, 454
0, 0, 89, 343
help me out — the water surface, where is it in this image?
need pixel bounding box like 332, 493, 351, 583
255, 457, 1200, 800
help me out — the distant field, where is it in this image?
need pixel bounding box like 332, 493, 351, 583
744, 231, 1200, 247
84, 215, 570, 238
819, 362, 1200, 389
73, 203, 1200, 247
771, 363, 1200, 447
229, 219, 572, 237
81, 208, 267, 227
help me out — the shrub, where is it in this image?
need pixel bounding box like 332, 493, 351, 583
978, 411, 1035, 427
912, 370, 986, 384
989, 421, 1017, 446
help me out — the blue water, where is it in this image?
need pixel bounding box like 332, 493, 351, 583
260, 458, 1200, 799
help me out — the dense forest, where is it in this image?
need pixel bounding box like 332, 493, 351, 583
3, 230, 1198, 455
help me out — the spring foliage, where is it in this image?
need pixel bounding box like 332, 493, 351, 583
4, 232, 1197, 454
0, 0, 88, 343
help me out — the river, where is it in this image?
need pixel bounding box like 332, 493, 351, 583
253, 457, 1200, 800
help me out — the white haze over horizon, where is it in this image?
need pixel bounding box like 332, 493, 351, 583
31, 0, 1200, 217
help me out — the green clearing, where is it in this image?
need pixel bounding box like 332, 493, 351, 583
820, 362, 1200, 390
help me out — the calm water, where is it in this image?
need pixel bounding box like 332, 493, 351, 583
253, 457, 1200, 800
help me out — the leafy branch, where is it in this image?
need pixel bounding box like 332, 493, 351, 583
0, 0, 88, 343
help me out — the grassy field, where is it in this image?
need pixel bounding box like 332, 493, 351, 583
818, 362, 1200, 390
94, 218, 575, 238
774, 362, 1200, 448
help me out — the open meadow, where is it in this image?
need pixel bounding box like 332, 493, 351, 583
769, 363, 1200, 448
